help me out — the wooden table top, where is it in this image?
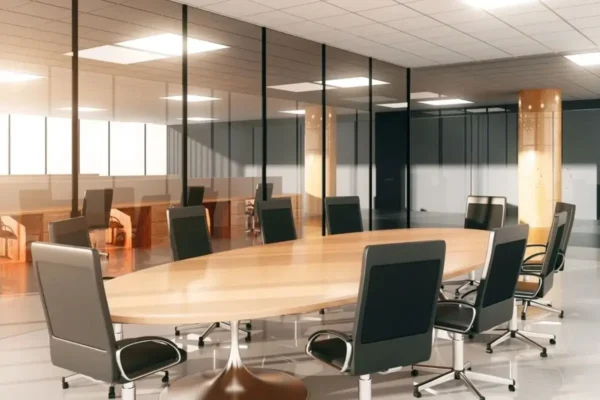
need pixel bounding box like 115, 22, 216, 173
105, 228, 490, 325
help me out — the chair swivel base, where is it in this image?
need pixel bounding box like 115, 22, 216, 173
521, 300, 564, 320
62, 371, 169, 399
413, 367, 515, 400
175, 321, 252, 347
486, 328, 554, 357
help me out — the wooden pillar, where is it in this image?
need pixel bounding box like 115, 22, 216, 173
304, 105, 336, 217
518, 89, 562, 237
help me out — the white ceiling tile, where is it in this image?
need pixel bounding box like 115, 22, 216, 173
324, 0, 398, 12
407, 25, 461, 39
240, 10, 303, 26
427, 34, 484, 47
315, 13, 372, 29
276, 20, 330, 34
541, 0, 600, 8
543, 39, 597, 51
499, 10, 562, 27
431, 8, 492, 24
487, 35, 541, 48
518, 20, 573, 35
283, 2, 347, 18
555, 3, 600, 19
368, 30, 418, 44
389, 39, 441, 52
533, 30, 594, 43
454, 18, 512, 33
474, 27, 524, 41
301, 28, 356, 42
405, 0, 468, 13
348, 23, 399, 37
357, 4, 420, 22
487, 2, 547, 16
386, 15, 442, 31
250, 0, 319, 8
500, 43, 552, 56
581, 26, 600, 37
174, 0, 224, 6
569, 15, 600, 29
202, 0, 273, 17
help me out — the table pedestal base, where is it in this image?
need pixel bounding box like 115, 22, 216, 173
161, 321, 308, 400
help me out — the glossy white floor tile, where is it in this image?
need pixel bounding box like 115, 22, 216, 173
0, 249, 597, 399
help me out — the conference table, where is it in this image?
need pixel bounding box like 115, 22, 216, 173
105, 228, 490, 400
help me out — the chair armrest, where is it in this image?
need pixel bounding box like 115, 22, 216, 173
526, 244, 547, 249
523, 252, 545, 264
99, 252, 110, 260
516, 273, 543, 298
116, 337, 182, 382
460, 288, 478, 299
306, 330, 353, 373
436, 300, 477, 332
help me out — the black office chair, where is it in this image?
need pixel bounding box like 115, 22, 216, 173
83, 189, 114, 231
522, 202, 575, 317
49, 217, 110, 262
325, 196, 364, 235
31, 242, 186, 400
257, 198, 297, 244
246, 183, 274, 234
413, 224, 529, 399
483, 212, 566, 357
306, 241, 445, 400
186, 186, 205, 206
167, 206, 251, 346
444, 196, 507, 297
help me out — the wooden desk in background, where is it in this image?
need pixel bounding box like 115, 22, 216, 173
0, 194, 303, 262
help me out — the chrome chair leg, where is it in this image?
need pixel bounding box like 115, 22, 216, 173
529, 301, 564, 318
122, 382, 135, 400
359, 375, 371, 400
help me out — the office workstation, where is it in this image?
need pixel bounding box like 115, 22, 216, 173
0, 0, 598, 399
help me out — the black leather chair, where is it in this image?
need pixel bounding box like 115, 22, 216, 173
522, 202, 575, 317
256, 198, 297, 244
306, 241, 445, 400
186, 186, 205, 206
444, 196, 506, 297
49, 216, 110, 262
483, 212, 566, 357
325, 196, 363, 235
167, 206, 250, 346
31, 242, 186, 400
413, 224, 529, 399
83, 189, 114, 231
246, 183, 274, 234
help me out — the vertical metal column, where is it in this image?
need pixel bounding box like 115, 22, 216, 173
181, 5, 188, 206
368, 57, 373, 231
71, 0, 79, 217
261, 27, 267, 201
321, 44, 326, 236
406, 68, 411, 228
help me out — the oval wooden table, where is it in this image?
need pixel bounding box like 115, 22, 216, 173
105, 228, 490, 400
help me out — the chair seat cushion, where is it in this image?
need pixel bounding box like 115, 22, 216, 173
308, 337, 348, 371
515, 280, 539, 298
116, 337, 187, 382
434, 303, 475, 334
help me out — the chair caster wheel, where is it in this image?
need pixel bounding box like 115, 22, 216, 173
440, 284, 444, 289
550, 338, 556, 345
468, 334, 474, 339
319, 309, 325, 315
245, 334, 251, 342
174, 329, 180, 337
509, 384, 516, 392
521, 313, 526, 321
162, 372, 169, 383
108, 386, 116, 399
454, 290, 460, 297
62, 379, 69, 390
486, 345, 493, 354
246, 322, 252, 330
411, 369, 419, 377
540, 350, 547, 358
198, 338, 205, 347
559, 311, 565, 318
413, 388, 422, 398
216, 322, 221, 328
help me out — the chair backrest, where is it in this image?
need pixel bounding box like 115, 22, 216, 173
351, 241, 445, 376
472, 224, 529, 333
48, 217, 92, 248
538, 212, 567, 296
82, 189, 114, 230
554, 202, 576, 255
257, 198, 297, 244
464, 196, 506, 230
31, 242, 117, 383
253, 183, 274, 216
167, 206, 212, 261
325, 196, 363, 235
187, 186, 205, 207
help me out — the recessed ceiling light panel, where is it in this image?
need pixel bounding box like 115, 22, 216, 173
70, 45, 168, 64
379, 102, 407, 109
0, 70, 44, 83
161, 95, 220, 102
117, 33, 228, 56
280, 110, 306, 115
318, 77, 389, 88
268, 82, 331, 92
58, 107, 107, 112
420, 99, 473, 106
565, 52, 600, 66
410, 92, 444, 100
177, 117, 218, 122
